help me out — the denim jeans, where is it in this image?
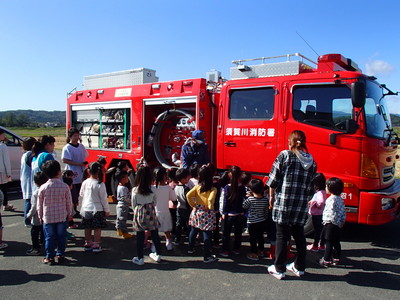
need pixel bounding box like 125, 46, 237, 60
43, 221, 67, 259
222, 215, 244, 252
275, 223, 306, 273
189, 227, 212, 259
136, 230, 161, 259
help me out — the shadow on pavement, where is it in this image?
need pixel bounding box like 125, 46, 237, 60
0, 270, 64, 286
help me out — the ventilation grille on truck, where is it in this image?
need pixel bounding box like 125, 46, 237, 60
382, 165, 395, 184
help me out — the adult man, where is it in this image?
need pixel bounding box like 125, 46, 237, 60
180, 130, 210, 169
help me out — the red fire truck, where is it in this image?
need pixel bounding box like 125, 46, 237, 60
66, 53, 400, 229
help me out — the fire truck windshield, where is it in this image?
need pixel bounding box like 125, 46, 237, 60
364, 80, 393, 140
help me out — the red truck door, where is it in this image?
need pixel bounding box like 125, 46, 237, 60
219, 84, 279, 174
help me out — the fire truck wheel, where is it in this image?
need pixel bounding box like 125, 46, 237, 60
303, 214, 314, 237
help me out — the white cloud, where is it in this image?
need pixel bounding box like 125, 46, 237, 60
365, 60, 394, 77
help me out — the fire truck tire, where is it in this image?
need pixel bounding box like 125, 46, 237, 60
303, 214, 315, 237
151, 109, 194, 169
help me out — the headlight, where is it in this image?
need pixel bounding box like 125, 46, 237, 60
381, 198, 394, 210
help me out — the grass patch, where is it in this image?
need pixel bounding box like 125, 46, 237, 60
9, 127, 66, 150
9, 127, 65, 137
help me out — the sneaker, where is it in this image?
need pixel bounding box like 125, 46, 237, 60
149, 252, 161, 262
26, 248, 40, 256
3, 204, 14, 211
247, 253, 260, 261
69, 224, 78, 229
232, 249, 240, 255
204, 255, 219, 263
172, 239, 181, 246
132, 257, 144, 265
83, 242, 93, 252
318, 244, 326, 251
307, 244, 319, 252
286, 262, 305, 277
42, 257, 54, 265
166, 239, 173, 251
319, 258, 332, 268
267, 265, 285, 280
92, 244, 102, 253
0, 242, 8, 250
187, 248, 195, 254
220, 251, 229, 258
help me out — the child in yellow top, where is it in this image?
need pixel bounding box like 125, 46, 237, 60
186, 165, 218, 263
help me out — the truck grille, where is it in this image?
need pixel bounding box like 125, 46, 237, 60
382, 165, 395, 184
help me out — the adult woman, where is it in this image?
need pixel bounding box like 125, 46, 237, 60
0, 129, 12, 211
61, 128, 88, 217
267, 130, 317, 279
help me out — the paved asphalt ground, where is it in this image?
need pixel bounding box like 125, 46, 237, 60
1, 187, 399, 300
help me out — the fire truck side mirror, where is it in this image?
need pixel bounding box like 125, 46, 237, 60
351, 82, 366, 108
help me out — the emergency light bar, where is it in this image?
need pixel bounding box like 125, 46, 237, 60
318, 54, 361, 72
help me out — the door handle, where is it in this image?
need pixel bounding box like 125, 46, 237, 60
224, 141, 236, 147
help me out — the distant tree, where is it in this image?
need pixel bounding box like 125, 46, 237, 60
16, 113, 30, 127
3, 112, 18, 127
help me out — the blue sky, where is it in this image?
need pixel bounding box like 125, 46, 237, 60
1, 0, 399, 114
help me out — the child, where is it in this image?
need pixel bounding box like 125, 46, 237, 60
26, 172, 47, 255
173, 168, 191, 245
80, 162, 110, 253
110, 161, 135, 200
307, 173, 327, 252
242, 179, 269, 261
0, 189, 7, 249
131, 166, 162, 265
220, 166, 246, 257
115, 170, 133, 239
319, 177, 346, 267
153, 166, 177, 250
20, 137, 37, 225
187, 165, 218, 263
38, 160, 72, 264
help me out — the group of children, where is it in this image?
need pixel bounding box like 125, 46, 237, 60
2, 133, 346, 269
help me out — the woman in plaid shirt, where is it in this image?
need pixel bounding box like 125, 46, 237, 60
267, 130, 317, 279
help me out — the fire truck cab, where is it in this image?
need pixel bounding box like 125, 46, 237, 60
67, 53, 400, 227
